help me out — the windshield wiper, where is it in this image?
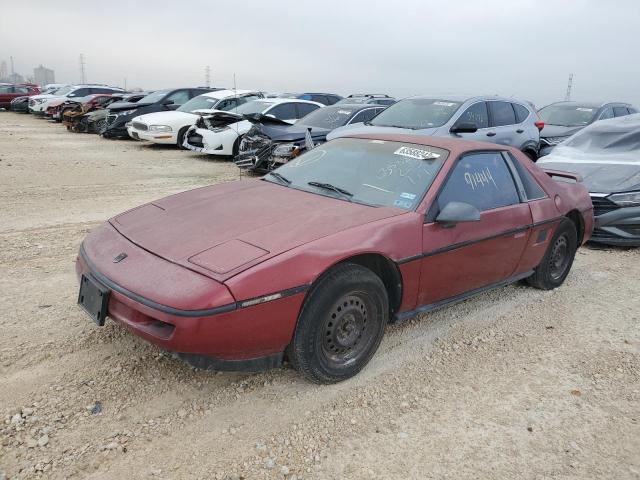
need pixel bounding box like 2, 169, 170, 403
267, 171, 291, 185
307, 181, 353, 199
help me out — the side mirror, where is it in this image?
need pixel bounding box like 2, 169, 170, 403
435, 201, 480, 228
450, 122, 478, 134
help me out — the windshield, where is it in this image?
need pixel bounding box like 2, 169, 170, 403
54, 86, 73, 96
233, 100, 275, 115
371, 98, 462, 129
298, 106, 356, 129
265, 138, 447, 209
177, 95, 221, 112
538, 104, 598, 126
138, 90, 169, 104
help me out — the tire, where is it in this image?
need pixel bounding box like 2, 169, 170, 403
527, 218, 577, 290
177, 127, 189, 150
287, 263, 388, 384
232, 136, 241, 157
95, 118, 107, 135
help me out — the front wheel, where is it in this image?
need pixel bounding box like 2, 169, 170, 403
527, 218, 577, 290
177, 127, 189, 150
287, 263, 388, 384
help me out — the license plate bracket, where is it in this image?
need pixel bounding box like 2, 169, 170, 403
78, 275, 110, 326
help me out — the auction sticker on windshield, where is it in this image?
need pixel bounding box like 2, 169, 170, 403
393, 146, 441, 160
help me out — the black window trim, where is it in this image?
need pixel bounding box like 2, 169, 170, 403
425, 149, 526, 223
348, 107, 380, 125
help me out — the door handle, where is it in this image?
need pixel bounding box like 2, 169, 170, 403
516, 129, 524, 133
486, 132, 496, 137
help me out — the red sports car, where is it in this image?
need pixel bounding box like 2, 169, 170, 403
76, 135, 593, 383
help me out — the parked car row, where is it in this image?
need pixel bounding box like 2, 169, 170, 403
3, 84, 638, 249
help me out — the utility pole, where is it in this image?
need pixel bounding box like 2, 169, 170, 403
564, 73, 573, 101
79, 54, 86, 84
205, 65, 211, 88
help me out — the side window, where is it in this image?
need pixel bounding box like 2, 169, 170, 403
508, 153, 547, 200
628, 108, 637, 114
217, 98, 239, 111
267, 103, 297, 120
437, 152, 520, 212
311, 95, 328, 105
376, 99, 395, 106
295, 102, 320, 118
513, 103, 530, 123
599, 107, 614, 120
613, 106, 629, 117
326, 95, 341, 105
14, 86, 30, 94
166, 90, 190, 105
0, 85, 12, 93
350, 108, 378, 124
488, 101, 516, 127
237, 95, 261, 105
69, 88, 90, 97
455, 102, 489, 129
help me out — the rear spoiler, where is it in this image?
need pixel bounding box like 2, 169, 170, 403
542, 168, 583, 183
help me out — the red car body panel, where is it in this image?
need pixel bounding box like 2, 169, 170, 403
0, 84, 39, 108
76, 134, 593, 368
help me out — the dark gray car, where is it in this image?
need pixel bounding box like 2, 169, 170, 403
327, 95, 542, 158
538, 114, 640, 246
537, 101, 637, 157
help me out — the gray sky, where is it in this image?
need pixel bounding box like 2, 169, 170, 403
2, 0, 639, 107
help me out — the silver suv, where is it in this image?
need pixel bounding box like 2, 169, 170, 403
327, 95, 542, 159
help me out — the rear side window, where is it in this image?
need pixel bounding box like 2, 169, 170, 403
350, 108, 380, 124
296, 103, 320, 118
599, 107, 614, 120
489, 101, 516, 127
437, 152, 520, 212
70, 88, 91, 97
508, 153, 546, 200
310, 95, 328, 105
629, 108, 637, 114
613, 106, 629, 117
513, 103, 530, 123
166, 90, 190, 105
456, 102, 489, 129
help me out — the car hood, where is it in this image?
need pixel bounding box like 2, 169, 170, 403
326, 124, 438, 141
251, 122, 331, 142
110, 179, 404, 280
540, 124, 585, 139
133, 110, 197, 126
538, 153, 640, 193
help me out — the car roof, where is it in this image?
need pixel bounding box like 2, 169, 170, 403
199, 89, 259, 100
342, 133, 518, 156
323, 103, 384, 111
542, 101, 631, 108
252, 98, 323, 106
406, 94, 529, 104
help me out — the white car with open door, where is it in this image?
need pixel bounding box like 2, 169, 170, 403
182, 98, 323, 156
125, 90, 263, 147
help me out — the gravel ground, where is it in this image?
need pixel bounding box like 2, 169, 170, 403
0, 113, 639, 480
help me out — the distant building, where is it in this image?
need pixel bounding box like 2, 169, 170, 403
0, 61, 7, 81
33, 64, 55, 86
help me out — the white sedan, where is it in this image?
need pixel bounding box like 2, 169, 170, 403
183, 98, 323, 156
126, 89, 263, 147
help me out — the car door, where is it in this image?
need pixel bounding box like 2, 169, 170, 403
449, 101, 490, 141
486, 101, 519, 146
417, 151, 532, 306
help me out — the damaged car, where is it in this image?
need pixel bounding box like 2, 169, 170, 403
102, 87, 217, 139
538, 114, 640, 246
76, 134, 592, 383
62, 95, 125, 132
10, 95, 31, 113
85, 93, 147, 134
126, 90, 263, 148
537, 101, 637, 157
183, 98, 323, 156
235, 103, 386, 172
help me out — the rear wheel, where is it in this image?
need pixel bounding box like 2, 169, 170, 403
527, 218, 577, 290
287, 263, 388, 383
95, 118, 106, 134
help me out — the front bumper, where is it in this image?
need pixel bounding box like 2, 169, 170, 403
184, 128, 234, 155
102, 114, 132, 138
75, 223, 305, 369
592, 205, 640, 246
127, 125, 177, 144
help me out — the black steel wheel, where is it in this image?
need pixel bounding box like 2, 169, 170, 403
527, 218, 577, 290
287, 263, 388, 383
